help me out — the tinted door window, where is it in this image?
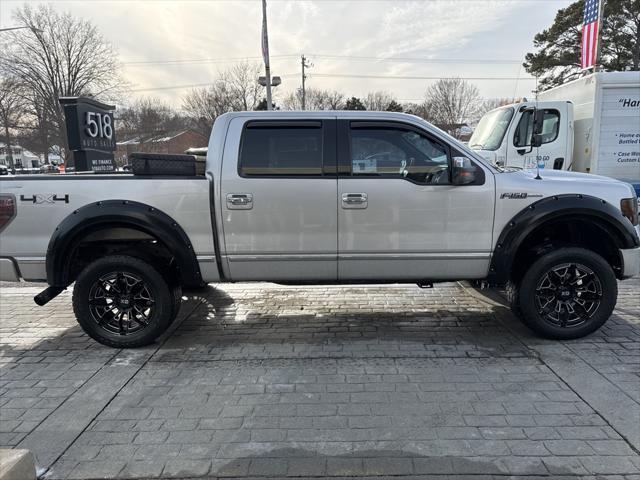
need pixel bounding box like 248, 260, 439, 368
514, 109, 560, 148
350, 127, 449, 184
240, 126, 323, 176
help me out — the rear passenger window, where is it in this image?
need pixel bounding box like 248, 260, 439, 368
239, 124, 323, 176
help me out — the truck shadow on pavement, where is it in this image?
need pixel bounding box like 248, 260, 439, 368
200, 445, 581, 478
159, 284, 538, 361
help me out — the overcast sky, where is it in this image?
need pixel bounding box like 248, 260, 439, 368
1, 0, 575, 108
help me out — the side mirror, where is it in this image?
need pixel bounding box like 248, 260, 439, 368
531, 134, 543, 147
533, 109, 545, 135
531, 108, 545, 148
452, 156, 476, 185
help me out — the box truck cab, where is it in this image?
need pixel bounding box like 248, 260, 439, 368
470, 72, 640, 194
470, 100, 573, 171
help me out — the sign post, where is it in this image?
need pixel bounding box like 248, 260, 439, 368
59, 97, 117, 172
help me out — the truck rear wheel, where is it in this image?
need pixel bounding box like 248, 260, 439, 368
517, 247, 617, 339
72, 255, 175, 348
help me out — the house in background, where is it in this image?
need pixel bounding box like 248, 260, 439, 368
116, 130, 208, 166
0, 143, 40, 168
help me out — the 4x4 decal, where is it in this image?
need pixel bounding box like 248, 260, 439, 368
20, 194, 70, 204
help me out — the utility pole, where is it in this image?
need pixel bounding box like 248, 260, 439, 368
300, 54, 312, 110
261, 0, 273, 110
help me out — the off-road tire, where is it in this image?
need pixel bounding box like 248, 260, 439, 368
170, 283, 183, 320
73, 255, 175, 348
505, 279, 521, 317
517, 247, 617, 340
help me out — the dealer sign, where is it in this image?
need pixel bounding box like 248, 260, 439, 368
59, 97, 117, 172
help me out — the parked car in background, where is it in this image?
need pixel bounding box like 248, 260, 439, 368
40, 164, 60, 174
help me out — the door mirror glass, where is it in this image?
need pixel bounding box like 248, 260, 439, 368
533, 109, 545, 135
452, 156, 477, 185
531, 134, 543, 148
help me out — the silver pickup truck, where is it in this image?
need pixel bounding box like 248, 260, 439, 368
1, 111, 638, 347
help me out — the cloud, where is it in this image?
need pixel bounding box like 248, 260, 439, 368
1, 0, 573, 105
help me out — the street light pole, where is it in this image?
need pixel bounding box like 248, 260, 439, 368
261, 0, 273, 111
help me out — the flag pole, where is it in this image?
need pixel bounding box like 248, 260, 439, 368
593, 0, 604, 72
261, 0, 273, 110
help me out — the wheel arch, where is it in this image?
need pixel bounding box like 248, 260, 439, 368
488, 194, 639, 285
46, 200, 203, 288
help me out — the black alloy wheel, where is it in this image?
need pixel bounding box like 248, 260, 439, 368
73, 255, 175, 348
88, 271, 156, 335
517, 247, 617, 340
534, 262, 603, 328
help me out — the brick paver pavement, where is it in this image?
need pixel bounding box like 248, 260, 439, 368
0, 279, 638, 479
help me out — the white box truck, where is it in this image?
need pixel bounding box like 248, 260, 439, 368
470, 71, 640, 194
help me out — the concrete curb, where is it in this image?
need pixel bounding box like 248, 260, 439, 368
0, 449, 36, 480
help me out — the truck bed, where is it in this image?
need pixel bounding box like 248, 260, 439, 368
0, 174, 216, 282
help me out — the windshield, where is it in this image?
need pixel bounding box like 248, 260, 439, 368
468, 107, 514, 151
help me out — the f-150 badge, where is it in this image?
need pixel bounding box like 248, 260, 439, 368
20, 194, 70, 204
500, 193, 543, 199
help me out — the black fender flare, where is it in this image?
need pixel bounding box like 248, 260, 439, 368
488, 194, 639, 284
46, 200, 203, 288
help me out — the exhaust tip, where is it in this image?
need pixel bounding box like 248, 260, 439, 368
34, 286, 64, 306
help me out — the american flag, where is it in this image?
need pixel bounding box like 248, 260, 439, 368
581, 0, 600, 69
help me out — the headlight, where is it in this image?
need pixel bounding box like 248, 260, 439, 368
621, 197, 639, 226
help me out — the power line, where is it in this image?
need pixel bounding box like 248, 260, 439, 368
129, 74, 298, 92
310, 73, 535, 81
308, 54, 522, 65
122, 53, 524, 67
129, 72, 532, 93
122, 54, 297, 66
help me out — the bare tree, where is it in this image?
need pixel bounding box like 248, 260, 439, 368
182, 81, 236, 137
363, 91, 398, 111
424, 78, 481, 136
0, 4, 123, 162
181, 62, 264, 136
479, 97, 519, 116
325, 90, 346, 110
223, 62, 263, 111
282, 88, 345, 110
0, 77, 27, 168
403, 101, 432, 121
117, 97, 183, 140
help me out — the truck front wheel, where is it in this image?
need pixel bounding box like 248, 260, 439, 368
517, 247, 617, 339
72, 255, 175, 348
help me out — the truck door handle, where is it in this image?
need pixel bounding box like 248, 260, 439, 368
341, 193, 368, 209
553, 158, 564, 170
226, 193, 253, 210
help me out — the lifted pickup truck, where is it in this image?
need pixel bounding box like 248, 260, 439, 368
1, 111, 638, 347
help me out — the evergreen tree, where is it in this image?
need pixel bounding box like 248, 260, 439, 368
524, 0, 640, 90
343, 97, 366, 110
385, 100, 404, 112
